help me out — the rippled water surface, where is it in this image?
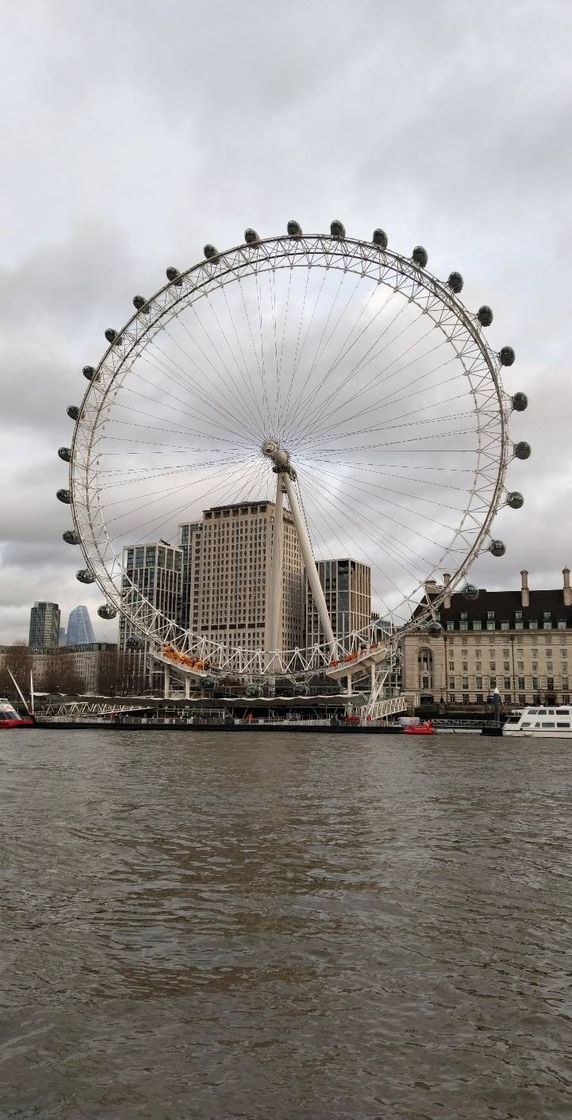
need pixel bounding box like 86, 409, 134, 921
1, 730, 571, 1119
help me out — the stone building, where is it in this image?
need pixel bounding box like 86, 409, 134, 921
0, 642, 118, 694
402, 569, 572, 707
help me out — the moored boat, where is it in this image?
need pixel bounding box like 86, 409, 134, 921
503, 705, 572, 739
0, 699, 34, 729
403, 720, 435, 736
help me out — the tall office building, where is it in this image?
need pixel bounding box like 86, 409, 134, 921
178, 521, 202, 631
119, 541, 183, 688
305, 559, 371, 648
179, 499, 305, 652
29, 602, 61, 649
66, 605, 96, 646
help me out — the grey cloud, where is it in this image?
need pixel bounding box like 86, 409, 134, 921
0, 0, 570, 642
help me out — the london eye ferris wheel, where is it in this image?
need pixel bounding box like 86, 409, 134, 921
57, 220, 529, 681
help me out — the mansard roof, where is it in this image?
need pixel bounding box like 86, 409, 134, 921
416, 586, 572, 627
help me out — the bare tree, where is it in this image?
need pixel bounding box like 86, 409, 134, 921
97, 650, 147, 696
0, 643, 33, 703
97, 649, 119, 696
41, 653, 85, 696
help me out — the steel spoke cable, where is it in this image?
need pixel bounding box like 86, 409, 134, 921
368, 364, 470, 415
101, 454, 254, 510
232, 459, 269, 506
126, 352, 253, 444
305, 402, 475, 444
303, 472, 450, 568
301, 471, 444, 593
298, 319, 451, 445
281, 267, 330, 431
253, 269, 273, 431
316, 426, 478, 456
105, 396, 254, 446
304, 273, 384, 395
205, 285, 268, 435
145, 328, 257, 441
296, 366, 466, 452
117, 380, 253, 446
280, 266, 311, 439
300, 409, 475, 456
290, 279, 405, 431
301, 462, 457, 553
221, 282, 268, 434
298, 466, 426, 577
98, 456, 252, 490
174, 299, 262, 437
297, 365, 467, 456
229, 271, 269, 430
138, 329, 248, 435
296, 302, 451, 443
274, 265, 294, 435
268, 266, 281, 434
108, 458, 260, 544
300, 455, 470, 513
99, 433, 259, 454
298, 455, 477, 487
307, 461, 464, 533
104, 400, 250, 452
103, 414, 259, 446
294, 270, 346, 413
162, 316, 256, 433
299, 408, 476, 454
293, 286, 420, 440
299, 471, 427, 608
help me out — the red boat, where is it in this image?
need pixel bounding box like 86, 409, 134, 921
403, 720, 435, 736
0, 698, 34, 729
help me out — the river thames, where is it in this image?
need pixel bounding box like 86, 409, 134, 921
1, 730, 570, 1119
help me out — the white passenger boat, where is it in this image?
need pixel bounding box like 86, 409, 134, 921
503, 706, 572, 738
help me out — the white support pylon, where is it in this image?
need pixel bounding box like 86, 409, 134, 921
266, 475, 284, 668
282, 471, 337, 657
262, 438, 337, 660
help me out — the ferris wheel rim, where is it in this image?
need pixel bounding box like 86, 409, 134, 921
66, 229, 513, 672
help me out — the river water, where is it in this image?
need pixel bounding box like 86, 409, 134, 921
1, 730, 571, 1119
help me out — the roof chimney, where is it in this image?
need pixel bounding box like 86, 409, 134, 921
520, 569, 530, 608
563, 567, 572, 607
443, 572, 451, 610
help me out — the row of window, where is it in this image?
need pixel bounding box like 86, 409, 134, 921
448, 694, 571, 705
448, 676, 568, 690
444, 619, 568, 631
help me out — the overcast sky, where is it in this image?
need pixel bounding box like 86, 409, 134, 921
1, 0, 570, 644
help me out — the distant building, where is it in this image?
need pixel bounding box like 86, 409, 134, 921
180, 499, 304, 653
402, 568, 572, 707
66, 605, 95, 646
29, 602, 60, 650
0, 642, 118, 695
58, 627, 67, 646
178, 521, 202, 631
305, 559, 371, 648
64, 642, 119, 693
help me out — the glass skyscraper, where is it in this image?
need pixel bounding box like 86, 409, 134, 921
66, 605, 96, 646
29, 602, 61, 649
